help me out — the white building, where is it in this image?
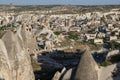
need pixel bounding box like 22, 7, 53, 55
85, 33, 97, 40
110, 36, 117, 41
94, 39, 103, 44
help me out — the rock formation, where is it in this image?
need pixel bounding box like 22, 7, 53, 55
52, 71, 61, 80
0, 30, 35, 80
16, 25, 38, 54
74, 50, 98, 80
62, 68, 73, 80
52, 49, 99, 80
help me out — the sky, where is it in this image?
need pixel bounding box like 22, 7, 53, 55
0, 0, 120, 5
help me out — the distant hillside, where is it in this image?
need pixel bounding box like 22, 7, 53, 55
0, 5, 120, 14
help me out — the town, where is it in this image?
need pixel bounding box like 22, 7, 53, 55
0, 5, 120, 80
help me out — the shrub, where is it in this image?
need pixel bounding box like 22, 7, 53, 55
68, 34, 79, 40
100, 61, 112, 67
54, 31, 61, 35
105, 41, 120, 49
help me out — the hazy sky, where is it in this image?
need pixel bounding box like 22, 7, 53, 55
0, 0, 120, 5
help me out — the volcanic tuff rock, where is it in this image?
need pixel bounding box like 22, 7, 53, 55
52, 49, 99, 80
0, 30, 35, 80
16, 25, 38, 54
74, 50, 98, 80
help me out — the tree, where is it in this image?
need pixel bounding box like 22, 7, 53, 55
54, 31, 61, 36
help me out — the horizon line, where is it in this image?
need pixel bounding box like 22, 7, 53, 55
0, 3, 120, 6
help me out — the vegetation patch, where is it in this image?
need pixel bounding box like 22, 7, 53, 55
0, 23, 17, 31
54, 31, 61, 35
104, 41, 120, 49
68, 34, 79, 40
100, 61, 112, 67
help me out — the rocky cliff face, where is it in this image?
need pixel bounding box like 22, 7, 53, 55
0, 30, 35, 80
16, 25, 38, 54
